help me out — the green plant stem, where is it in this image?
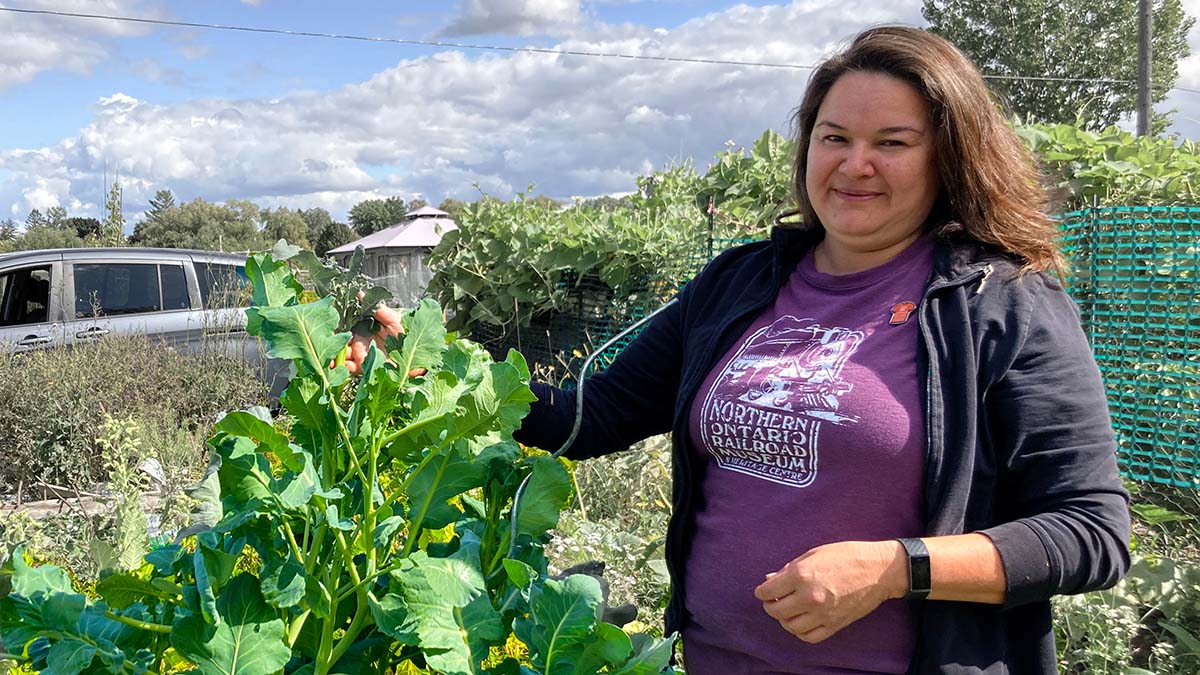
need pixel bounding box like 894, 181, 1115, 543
287, 609, 311, 648
104, 611, 173, 634
386, 437, 454, 535
335, 559, 407, 605
302, 329, 370, 489
306, 523, 328, 577
333, 531, 364, 586
325, 590, 372, 673
281, 517, 305, 566
0, 652, 29, 662
378, 415, 443, 449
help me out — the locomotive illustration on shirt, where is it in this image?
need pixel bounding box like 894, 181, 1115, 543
721, 316, 863, 425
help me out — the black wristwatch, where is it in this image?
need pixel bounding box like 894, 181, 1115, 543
897, 537, 931, 600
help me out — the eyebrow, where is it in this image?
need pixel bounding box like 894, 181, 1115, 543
815, 121, 925, 135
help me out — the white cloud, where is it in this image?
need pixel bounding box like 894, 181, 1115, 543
441, 0, 585, 37
1164, 0, 1200, 138
45, 0, 1200, 224
0, 0, 161, 90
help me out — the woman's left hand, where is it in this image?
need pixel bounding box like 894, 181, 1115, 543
753, 540, 906, 644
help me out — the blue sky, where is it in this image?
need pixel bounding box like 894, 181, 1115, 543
3, 0, 1200, 224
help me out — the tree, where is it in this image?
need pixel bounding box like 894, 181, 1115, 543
300, 208, 334, 245
63, 217, 102, 238
103, 181, 126, 246
17, 226, 83, 251
25, 209, 47, 229
923, 0, 1194, 129
528, 195, 562, 211
315, 221, 355, 257
148, 189, 176, 217
348, 197, 406, 236
576, 195, 633, 212
0, 219, 16, 252
437, 198, 467, 220
407, 198, 428, 211
261, 207, 310, 248
44, 206, 68, 228
132, 198, 266, 252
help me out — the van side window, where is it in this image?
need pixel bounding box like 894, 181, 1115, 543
0, 265, 52, 326
196, 262, 248, 308
160, 265, 190, 311
74, 263, 162, 317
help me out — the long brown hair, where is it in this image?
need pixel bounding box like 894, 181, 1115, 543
784, 26, 1065, 275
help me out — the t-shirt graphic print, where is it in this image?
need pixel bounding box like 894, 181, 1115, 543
698, 315, 864, 488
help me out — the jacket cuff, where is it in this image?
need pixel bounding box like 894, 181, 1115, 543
980, 521, 1053, 609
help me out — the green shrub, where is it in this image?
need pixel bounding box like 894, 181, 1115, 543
0, 334, 267, 498
1019, 123, 1200, 210
546, 434, 674, 628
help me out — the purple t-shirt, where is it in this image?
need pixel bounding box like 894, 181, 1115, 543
682, 236, 933, 674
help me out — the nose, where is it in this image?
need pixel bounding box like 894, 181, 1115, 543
839, 142, 876, 178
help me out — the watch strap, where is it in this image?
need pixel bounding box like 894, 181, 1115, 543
897, 537, 931, 600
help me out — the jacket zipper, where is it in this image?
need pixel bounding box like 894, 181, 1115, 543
910, 264, 989, 675
666, 269, 781, 634
917, 263, 990, 524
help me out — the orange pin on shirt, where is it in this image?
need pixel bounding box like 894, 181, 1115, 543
890, 301, 916, 325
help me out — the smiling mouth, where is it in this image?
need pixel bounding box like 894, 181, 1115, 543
833, 189, 881, 200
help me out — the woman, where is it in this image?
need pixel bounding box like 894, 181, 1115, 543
354, 26, 1130, 675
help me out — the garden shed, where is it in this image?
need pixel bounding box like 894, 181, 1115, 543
329, 205, 458, 307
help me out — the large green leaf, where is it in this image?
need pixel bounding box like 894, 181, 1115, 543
95, 572, 179, 610
391, 299, 448, 377
446, 355, 536, 453
515, 575, 603, 675
272, 455, 323, 510
280, 377, 337, 452
253, 298, 351, 377
215, 450, 273, 509
515, 457, 573, 539
44, 638, 96, 675
406, 444, 484, 530
215, 409, 292, 465
366, 591, 415, 644
171, 574, 291, 675
392, 553, 491, 675
259, 555, 306, 609
10, 549, 73, 599
245, 253, 301, 309
572, 622, 633, 675
609, 633, 676, 675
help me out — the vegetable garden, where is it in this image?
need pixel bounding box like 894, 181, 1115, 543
3, 120, 1200, 674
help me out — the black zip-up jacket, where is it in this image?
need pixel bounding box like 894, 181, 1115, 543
516, 227, 1131, 674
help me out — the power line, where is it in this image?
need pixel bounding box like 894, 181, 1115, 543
0, 5, 1187, 90
0, 6, 814, 71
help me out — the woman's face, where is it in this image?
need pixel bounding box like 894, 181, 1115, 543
805, 71, 939, 256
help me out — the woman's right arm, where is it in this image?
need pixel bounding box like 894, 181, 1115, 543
514, 294, 686, 460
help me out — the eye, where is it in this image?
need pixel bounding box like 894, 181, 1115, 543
822, 134, 847, 144
879, 139, 907, 147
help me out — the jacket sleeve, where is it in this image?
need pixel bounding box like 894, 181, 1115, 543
513, 287, 686, 460
978, 274, 1132, 608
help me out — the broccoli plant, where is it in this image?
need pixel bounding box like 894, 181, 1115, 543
0, 243, 675, 675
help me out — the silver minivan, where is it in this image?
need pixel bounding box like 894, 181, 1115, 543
0, 247, 287, 397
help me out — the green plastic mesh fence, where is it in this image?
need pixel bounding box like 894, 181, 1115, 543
1060, 206, 1200, 490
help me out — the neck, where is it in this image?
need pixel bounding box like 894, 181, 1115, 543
813, 232, 922, 275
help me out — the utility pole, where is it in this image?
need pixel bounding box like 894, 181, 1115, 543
1137, 0, 1153, 136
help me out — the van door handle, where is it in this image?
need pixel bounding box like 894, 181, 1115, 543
17, 335, 53, 347
76, 327, 110, 339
